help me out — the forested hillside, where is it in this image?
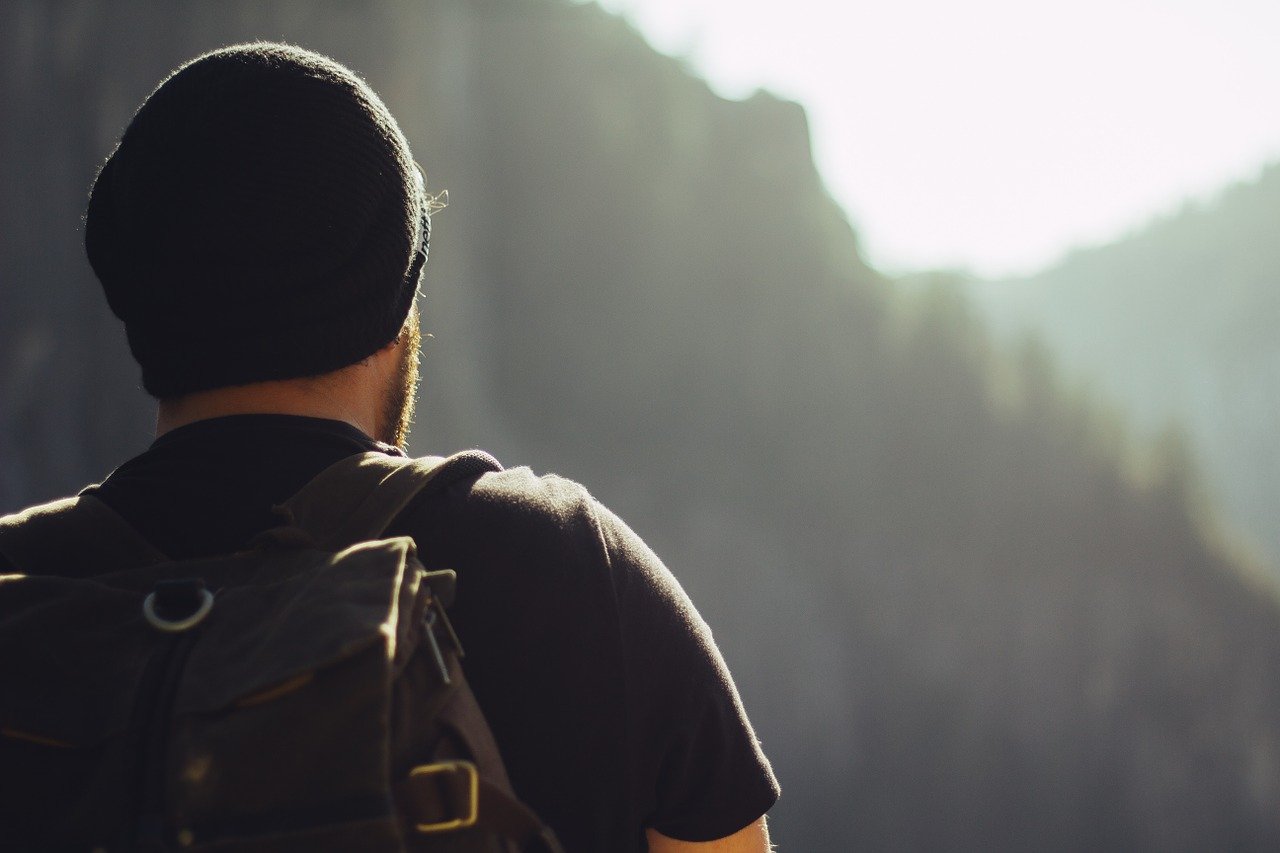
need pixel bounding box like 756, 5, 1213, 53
4, 2, 1280, 849
972, 164, 1280, 578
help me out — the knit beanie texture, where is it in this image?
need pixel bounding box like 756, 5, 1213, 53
85, 43, 426, 398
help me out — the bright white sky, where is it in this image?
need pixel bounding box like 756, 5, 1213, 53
589, 0, 1280, 277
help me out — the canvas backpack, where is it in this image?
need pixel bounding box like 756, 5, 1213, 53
0, 450, 564, 853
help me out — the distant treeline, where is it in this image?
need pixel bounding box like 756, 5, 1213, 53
972, 164, 1280, 583
3, 2, 1279, 850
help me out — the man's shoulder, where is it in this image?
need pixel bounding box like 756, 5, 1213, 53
409, 456, 612, 573
1, 494, 82, 529
454, 461, 599, 527
0, 491, 169, 578
0, 494, 85, 574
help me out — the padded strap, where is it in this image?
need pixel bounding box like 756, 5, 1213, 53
279, 450, 502, 550
0, 493, 168, 576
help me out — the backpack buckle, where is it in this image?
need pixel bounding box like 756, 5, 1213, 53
406, 761, 479, 833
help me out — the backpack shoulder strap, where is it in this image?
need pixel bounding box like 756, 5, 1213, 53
0, 493, 169, 576
280, 449, 502, 550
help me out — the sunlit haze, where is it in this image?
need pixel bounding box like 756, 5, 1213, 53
590, 0, 1280, 277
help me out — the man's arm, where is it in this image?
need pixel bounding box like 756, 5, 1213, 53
646, 816, 772, 852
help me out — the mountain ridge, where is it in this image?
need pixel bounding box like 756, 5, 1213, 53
968, 159, 1280, 577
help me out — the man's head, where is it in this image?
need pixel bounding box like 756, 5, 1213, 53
84, 43, 428, 443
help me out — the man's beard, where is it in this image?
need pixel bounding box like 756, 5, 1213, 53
380, 307, 422, 449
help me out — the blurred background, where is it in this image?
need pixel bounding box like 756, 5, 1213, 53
4, 1, 1280, 849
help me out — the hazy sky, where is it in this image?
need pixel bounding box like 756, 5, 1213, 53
590, 0, 1280, 277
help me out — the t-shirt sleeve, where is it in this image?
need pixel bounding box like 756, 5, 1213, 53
588, 499, 780, 842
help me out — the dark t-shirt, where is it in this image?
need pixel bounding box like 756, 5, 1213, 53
3, 415, 778, 851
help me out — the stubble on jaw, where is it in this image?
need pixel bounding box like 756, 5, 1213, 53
381, 306, 422, 449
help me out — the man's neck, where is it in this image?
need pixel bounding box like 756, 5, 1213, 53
154, 381, 373, 440
156, 375, 378, 441
155, 317, 412, 445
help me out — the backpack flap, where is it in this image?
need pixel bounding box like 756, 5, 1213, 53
174, 536, 423, 715
162, 536, 429, 850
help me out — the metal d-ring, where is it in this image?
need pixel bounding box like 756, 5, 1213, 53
142, 587, 214, 633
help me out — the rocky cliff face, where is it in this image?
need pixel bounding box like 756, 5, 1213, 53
4, 2, 1280, 849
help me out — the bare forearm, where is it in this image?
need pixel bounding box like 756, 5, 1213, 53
646, 815, 772, 852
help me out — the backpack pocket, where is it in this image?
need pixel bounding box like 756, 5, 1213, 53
164, 537, 424, 850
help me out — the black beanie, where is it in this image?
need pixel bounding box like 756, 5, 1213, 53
85, 43, 426, 398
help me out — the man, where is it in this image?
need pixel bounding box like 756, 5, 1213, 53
0, 43, 777, 851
